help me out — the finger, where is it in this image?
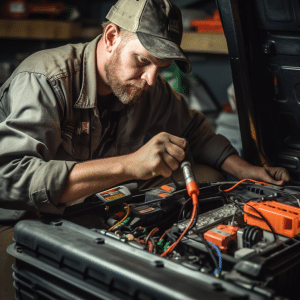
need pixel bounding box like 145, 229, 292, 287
159, 163, 173, 177
276, 180, 285, 186
156, 157, 173, 178
165, 143, 186, 163
264, 176, 279, 185
149, 155, 172, 178
269, 178, 285, 186
162, 151, 180, 171
266, 167, 292, 184
262, 170, 286, 186
168, 134, 187, 150
281, 170, 292, 184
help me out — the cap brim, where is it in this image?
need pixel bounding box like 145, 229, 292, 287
137, 32, 192, 74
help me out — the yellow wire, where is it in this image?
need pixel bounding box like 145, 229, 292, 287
108, 203, 130, 231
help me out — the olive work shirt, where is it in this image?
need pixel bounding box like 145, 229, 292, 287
0, 35, 238, 223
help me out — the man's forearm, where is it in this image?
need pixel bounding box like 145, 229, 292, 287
60, 155, 134, 204
220, 154, 255, 180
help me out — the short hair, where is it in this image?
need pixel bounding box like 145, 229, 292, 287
102, 20, 136, 43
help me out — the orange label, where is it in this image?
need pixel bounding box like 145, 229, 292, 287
158, 193, 168, 198
161, 185, 172, 192
139, 207, 155, 214
99, 187, 118, 195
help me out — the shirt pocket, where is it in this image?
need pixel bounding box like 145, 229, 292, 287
60, 131, 90, 161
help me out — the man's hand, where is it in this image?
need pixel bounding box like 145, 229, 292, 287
124, 132, 186, 180
221, 154, 292, 186
60, 132, 186, 204
264, 167, 292, 185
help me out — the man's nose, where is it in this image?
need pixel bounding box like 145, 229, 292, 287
141, 65, 159, 86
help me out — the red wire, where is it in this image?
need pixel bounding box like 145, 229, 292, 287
134, 238, 146, 245
145, 227, 159, 244
161, 194, 198, 257
159, 232, 166, 241
160, 179, 268, 257
147, 241, 154, 252
159, 227, 172, 241
223, 178, 269, 193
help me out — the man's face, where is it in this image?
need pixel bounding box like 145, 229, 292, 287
104, 36, 172, 105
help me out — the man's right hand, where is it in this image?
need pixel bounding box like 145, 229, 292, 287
124, 132, 187, 180
60, 132, 187, 204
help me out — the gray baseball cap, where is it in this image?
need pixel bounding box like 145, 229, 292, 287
106, 0, 192, 74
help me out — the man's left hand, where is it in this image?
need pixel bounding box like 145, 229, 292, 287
221, 154, 292, 186
263, 167, 292, 185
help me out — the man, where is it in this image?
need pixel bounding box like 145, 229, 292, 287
0, 0, 291, 298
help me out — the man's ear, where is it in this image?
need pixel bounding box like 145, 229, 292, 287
104, 23, 121, 53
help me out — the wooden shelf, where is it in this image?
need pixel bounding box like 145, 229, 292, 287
81, 27, 102, 39
181, 31, 228, 54
0, 19, 81, 40
0, 21, 228, 55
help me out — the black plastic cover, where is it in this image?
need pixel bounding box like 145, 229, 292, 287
7, 219, 264, 300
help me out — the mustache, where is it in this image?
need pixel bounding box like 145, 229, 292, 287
129, 82, 149, 90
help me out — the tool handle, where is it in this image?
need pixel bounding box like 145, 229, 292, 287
181, 161, 199, 200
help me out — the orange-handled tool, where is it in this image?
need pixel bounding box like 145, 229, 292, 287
181, 161, 199, 205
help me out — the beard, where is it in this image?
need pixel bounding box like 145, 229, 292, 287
104, 46, 150, 105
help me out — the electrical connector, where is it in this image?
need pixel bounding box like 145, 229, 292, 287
122, 217, 131, 226
181, 161, 199, 205
164, 241, 171, 252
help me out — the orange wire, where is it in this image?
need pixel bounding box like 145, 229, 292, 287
223, 179, 269, 193
159, 232, 166, 241
161, 194, 198, 257
147, 241, 154, 252
159, 228, 172, 241
145, 227, 159, 244
134, 238, 146, 245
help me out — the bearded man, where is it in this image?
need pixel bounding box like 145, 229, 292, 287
0, 0, 291, 298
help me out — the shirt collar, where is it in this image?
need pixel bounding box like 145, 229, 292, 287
74, 35, 102, 109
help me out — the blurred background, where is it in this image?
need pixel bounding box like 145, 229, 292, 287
0, 0, 242, 155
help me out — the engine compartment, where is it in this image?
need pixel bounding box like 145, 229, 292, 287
92, 180, 300, 299
8, 180, 300, 300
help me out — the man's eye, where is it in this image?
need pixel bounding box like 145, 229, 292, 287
139, 57, 149, 64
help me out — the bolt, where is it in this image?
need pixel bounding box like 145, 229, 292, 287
152, 260, 164, 268
16, 246, 23, 253
94, 238, 105, 244
50, 220, 63, 226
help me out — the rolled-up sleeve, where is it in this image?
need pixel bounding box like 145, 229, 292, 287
0, 72, 76, 213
